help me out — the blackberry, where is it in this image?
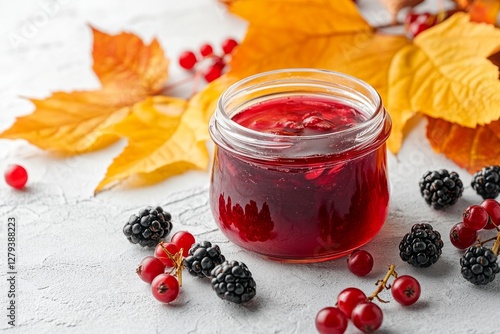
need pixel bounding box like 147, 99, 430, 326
399, 223, 443, 268
184, 241, 226, 278
460, 246, 499, 285
471, 166, 500, 199
211, 260, 256, 304
123, 206, 173, 247
419, 169, 463, 209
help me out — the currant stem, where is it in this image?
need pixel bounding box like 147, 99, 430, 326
367, 264, 397, 303
160, 242, 184, 287
158, 76, 195, 95
491, 230, 500, 256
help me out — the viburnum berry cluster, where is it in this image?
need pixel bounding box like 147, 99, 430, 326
316, 263, 421, 334
129, 206, 256, 304
178, 38, 239, 83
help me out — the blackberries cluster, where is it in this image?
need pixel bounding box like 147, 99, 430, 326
399, 223, 443, 268
184, 241, 256, 304
123, 206, 173, 247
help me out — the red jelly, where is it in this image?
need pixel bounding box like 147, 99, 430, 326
209, 69, 391, 262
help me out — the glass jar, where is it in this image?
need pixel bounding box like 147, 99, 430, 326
209, 69, 391, 263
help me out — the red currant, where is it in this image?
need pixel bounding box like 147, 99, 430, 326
4, 164, 28, 189
315, 307, 348, 334
221, 38, 238, 54
351, 302, 383, 333
136, 256, 165, 284
480, 199, 500, 230
391, 275, 421, 306
449, 222, 477, 249
463, 205, 490, 231
151, 274, 179, 303
204, 64, 223, 83
154, 242, 179, 267
337, 287, 367, 318
178, 51, 197, 70
199, 43, 213, 57
347, 250, 374, 277
170, 231, 195, 257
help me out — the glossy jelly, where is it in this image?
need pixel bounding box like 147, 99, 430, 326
209, 69, 391, 262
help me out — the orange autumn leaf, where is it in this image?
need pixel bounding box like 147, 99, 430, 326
224, 0, 410, 105
91, 27, 168, 96
426, 116, 500, 173
95, 96, 209, 192
0, 28, 169, 155
387, 13, 500, 153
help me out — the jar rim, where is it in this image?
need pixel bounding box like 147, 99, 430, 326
210, 68, 391, 161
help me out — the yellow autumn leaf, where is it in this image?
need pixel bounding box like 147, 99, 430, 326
95, 96, 209, 192
0, 28, 169, 155
0, 90, 134, 154
387, 13, 500, 152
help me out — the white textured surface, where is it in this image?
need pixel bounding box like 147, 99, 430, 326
1, 1, 499, 333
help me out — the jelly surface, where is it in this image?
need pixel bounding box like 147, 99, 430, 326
210, 97, 389, 261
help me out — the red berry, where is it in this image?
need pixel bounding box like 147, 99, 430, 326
480, 199, 500, 230
315, 307, 348, 334
351, 302, 383, 333
4, 164, 28, 189
406, 12, 437, 38
347, 250, 374, 277
337, 287, 367, 318
199, 43, 213, 57
136, 256, 165, 284
178, 51, 197, 70
170, 231, 195, 257
221, 38, 238, 54
151, 274, 179, 303
391, 275, 421, 306
154, 242, 179, 267
463, 205, 490, 231
449, 222, 477, 249
204, 64, 223, 83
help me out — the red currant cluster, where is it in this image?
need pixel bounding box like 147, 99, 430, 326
178, 38, 238, 83
4, 164, 28, 189
316, 264, 421, 334
450, 199, 500, 249
136, 230, 195, 303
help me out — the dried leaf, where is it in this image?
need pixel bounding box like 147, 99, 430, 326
381, 0, 424, 23
91, 27, 169, 95
1, 28, 169, 155
224, 0, 409, 104
387, 13, 500, 153
426, 116, 500, 173
95, 96, 209, 192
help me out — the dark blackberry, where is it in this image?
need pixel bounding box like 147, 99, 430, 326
419, 169, 463, 209
399, 223, 443, 268
471, 166, 500, 200
460, 246, 499, 285
184, 241, 225, 278
123, 206, 173, 247
211, 260, 256, 304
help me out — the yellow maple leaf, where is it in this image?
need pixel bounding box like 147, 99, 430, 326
95, 96, 209, 192
388, 13, 500, 152
0, 28, 169, 155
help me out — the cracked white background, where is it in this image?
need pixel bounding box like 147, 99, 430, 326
0, 0, 499, 333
